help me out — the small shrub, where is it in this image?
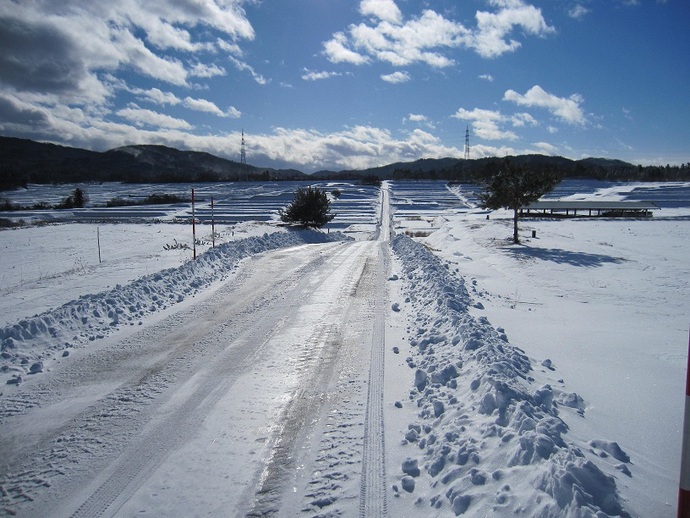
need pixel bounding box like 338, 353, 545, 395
163, 239, 191, 250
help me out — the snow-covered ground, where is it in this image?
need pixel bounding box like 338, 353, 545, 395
1, 179, 688, 517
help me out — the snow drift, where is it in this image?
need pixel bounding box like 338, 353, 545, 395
1, 229, 349, 384
391, 234, 630, 517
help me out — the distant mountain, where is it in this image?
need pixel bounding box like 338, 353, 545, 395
1, 136, 687, 190
313, 154, 641, 182
0, 137, 307, 189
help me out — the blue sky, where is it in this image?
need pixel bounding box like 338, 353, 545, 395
0, 0, 687, 173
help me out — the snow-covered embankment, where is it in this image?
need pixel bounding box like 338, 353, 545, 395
390, 234, 630, 516
1, 229, 349, 385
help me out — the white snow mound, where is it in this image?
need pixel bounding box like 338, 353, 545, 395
1, 229, 349, 383
391, 235, 630, 517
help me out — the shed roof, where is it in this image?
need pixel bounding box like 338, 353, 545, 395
524, 200, 658, 210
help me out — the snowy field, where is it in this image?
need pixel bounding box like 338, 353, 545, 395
0, 179, 689, 517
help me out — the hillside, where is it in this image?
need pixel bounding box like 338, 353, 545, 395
0, 137, 307, 189
1, 136, 688, 190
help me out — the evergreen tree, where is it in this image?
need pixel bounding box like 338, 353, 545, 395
480, 159, 562, 244
280, 186, 335, 227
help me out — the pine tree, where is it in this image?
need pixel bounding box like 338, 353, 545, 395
480, 159, 562, 244
280, 186, 335, 228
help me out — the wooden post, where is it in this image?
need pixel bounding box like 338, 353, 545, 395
679, 329, 690, 517
192, 188, 196, 260
211, 196, 215, 248
97, 226, 102, 264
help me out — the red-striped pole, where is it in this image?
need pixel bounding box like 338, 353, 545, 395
211, 196, 215, 248
679, 329, 690, 517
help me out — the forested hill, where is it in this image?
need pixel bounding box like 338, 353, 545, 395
0, 137, 307, 189
314, 155, 690, 183
1, 136, 688, 190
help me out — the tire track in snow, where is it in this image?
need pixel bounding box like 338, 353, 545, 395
244, 242, 378, 516
359, 183, 392, 517
358, 243, 389, 518
0, 242, 352, 516
66, 245, 359, 518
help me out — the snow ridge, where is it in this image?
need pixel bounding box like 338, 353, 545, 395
1, 229, 349, 384
390, 235, 630, 517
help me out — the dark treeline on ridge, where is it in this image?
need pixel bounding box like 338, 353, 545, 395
1, 136, 688, 191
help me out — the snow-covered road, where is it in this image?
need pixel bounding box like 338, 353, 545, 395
1, 188, 393, 517
2, 239, 391, 517
3, 179, 688, 517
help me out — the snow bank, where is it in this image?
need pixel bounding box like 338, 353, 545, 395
390, 234, 630, 516
1, 229, 349, 383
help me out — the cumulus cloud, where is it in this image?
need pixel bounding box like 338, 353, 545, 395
243, 125, 461, 171
323, 0, 553, 67
470, 0, 555, 58
511, 112, 538, 127
479, 74, 495, 82
381, 71, 411, 83
452, 107, 519, 141
0, 1, 257, 103
359, 0, 403, 24
407, 114, 429, 123
503, 85, 586, 125
323, 32, 370, 65
405, 113, 435, 129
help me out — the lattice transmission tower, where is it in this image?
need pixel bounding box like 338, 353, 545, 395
464, 126, 470, 160
240, 129, 246, 166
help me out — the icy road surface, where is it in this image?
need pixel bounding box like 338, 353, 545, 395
1, 192, 393, 517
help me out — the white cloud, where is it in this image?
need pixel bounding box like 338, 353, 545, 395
531, 141, 559, 154
141, 88, 181, 106
359, 0, 403, 24
116, 105, 193, 129
227, 56, 268, 85
381, 71, 411, 83
302, 69, 342, 81
511, 112, 537, 127
0, 0, 257, 105
324, 0, 553, 67
328, 10, 467, 68
183, 97, 240, 118
452, 107, 518, 141
190, 63, 227, 78
323, 32, 370, 65
470, 1, 555, 58
568, 5, 591, 19
503, 85, 586, 125
245, 125, 461, 171
479, 74, 494, 82
407, 114, 428, 123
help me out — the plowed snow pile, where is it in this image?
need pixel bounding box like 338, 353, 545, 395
1, 229, 348, 385
391, 234, 630, 516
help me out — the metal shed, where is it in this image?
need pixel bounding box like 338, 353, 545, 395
521, 200, 658, 218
